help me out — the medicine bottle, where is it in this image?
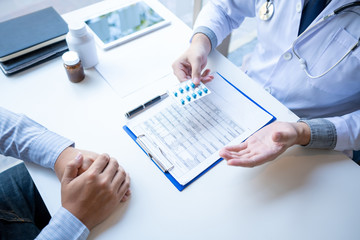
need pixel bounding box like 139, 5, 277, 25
62, 51, 85, 83
66, 22, 98, 69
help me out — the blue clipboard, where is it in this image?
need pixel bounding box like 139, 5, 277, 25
123, 125, 225, 191
123, 72, 276, 191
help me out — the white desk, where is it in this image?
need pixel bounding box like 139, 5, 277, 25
1, 0, 360, 239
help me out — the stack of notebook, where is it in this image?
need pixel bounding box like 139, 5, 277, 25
0, 7, 69, 75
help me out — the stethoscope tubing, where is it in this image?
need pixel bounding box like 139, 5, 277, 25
291, 1, 360, 78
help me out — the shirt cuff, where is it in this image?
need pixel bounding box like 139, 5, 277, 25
27, 130, 74, 170
192, 26, 218, 51
298, 118, 337, 149
36, 207, 90, 240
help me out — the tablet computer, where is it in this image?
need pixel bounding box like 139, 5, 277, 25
85, 1, 170, 50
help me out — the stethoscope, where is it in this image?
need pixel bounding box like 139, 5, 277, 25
259, 0, 274, 21
259, 1, 360, 79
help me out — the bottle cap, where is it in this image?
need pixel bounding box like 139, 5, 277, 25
68, 21, 87, 37
62, 51, 80, 66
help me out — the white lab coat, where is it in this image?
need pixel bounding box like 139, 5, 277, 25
195, 0, 360, 152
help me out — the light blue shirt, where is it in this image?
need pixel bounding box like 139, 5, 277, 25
194, 0, 360, 154
0, 107, 89, 239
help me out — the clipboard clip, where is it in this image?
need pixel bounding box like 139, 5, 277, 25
136, 134, 174, 172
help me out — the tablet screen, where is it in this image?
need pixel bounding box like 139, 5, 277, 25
85, 1, 169, 49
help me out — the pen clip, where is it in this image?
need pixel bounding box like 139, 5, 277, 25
136, 134, 174, 172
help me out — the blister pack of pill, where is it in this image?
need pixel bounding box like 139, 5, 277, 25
168, 80, 211, 106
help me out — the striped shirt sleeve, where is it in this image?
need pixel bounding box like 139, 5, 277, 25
0, 107, 74, 169
36, 207, 90, 240
1, 107, 89, 239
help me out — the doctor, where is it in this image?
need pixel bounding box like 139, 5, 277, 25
172, 0, 360, 167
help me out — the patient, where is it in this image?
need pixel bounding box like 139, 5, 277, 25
0, 106, 131, 240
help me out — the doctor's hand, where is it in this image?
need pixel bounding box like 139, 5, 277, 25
172, 33, 214, 84
219, 121, 311, 167
61, 153, 131, 230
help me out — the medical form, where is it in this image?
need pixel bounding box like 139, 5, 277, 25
124, 72, 275, 190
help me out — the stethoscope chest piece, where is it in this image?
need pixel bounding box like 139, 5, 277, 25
259, 1, 274, 21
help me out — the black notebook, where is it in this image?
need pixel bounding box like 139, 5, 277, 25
0, 7, 68, 62
0, 40, 68, 75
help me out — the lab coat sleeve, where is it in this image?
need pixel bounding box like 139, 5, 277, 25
193, 0, 256, 48
325, 110, 360, 152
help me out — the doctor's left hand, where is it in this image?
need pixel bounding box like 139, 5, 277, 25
219, 121, 311, 167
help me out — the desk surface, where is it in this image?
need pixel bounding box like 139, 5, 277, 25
1, 0, 360, 239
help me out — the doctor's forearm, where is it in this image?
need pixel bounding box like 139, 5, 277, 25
192, 27, 217, 51
190, 32, 212, 56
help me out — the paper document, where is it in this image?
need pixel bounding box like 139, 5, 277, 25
124, 72, 275, 190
